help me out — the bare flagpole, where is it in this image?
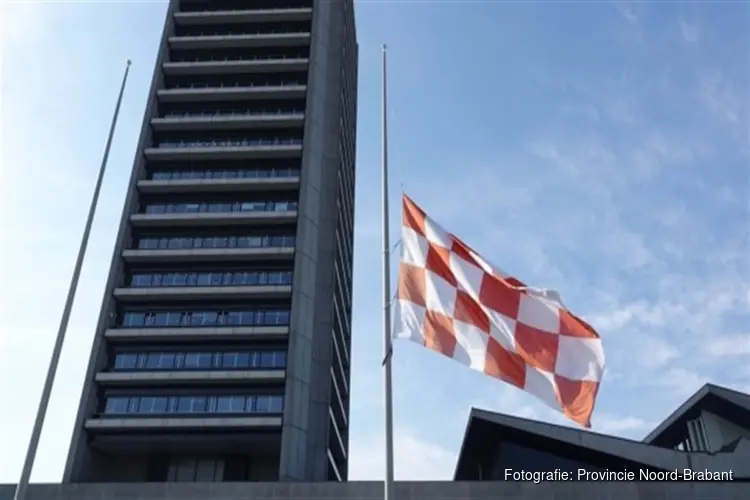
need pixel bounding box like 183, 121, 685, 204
381, 44, 396, 500
13, 59, 132, 500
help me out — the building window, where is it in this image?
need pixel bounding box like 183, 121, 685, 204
156, 137, 303, 149
128, 270, 293, 288
111, 350, 287, 372
120, 309, 290, 329
137, 234, 295, 250
101, 395, 284, 416
143, 200, 297, 215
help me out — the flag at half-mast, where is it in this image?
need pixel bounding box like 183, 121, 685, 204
393, 194, 605, 428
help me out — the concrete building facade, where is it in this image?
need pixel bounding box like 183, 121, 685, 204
63, 0, 358, 484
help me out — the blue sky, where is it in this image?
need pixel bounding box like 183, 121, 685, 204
1, 0, 748, 482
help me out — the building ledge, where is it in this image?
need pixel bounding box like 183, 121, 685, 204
156, 85, 307, 103
95, 369, 285, 386
85, 416, 282, 432
104, 326, 289, 343
129, 211, 298, 228
168, 33, 310, 50
143, 144, 303, 161
162, 59, 308, 76
150, 113, 305, 132
173, 8, 313, 26
113, 285, 292, 302
122, 247, 295, 264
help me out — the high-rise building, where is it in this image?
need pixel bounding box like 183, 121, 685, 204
63, 0, 357, 483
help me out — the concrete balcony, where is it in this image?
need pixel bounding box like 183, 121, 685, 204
136, 175, 300, 194
104, 325, 289, 343
113, 284, 292, 303
143, 142, 302, 161
95, 369, 286, 387
129, 210, 298, 228
157, 84, 307, 103
122, 246, 295, 265
150, 111, 305, 132
168, 32, 310, 50
173, 7, 313, 26
85, 415, 282, 433
162, 58, 308, 76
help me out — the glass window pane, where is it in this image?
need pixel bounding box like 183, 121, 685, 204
123, 313, 145, 327
176, 397, 193, 412
202, 312, 218, 325
259, 352, 275, 368
277, 311, 290, 325
275, 351, 287, 368
136, 397, 153, 413
153, 313, 168, 327
114, 354, 138, 370
139, 396, 169, 413
221, 353, 238, 369
255, 396, 271, 413
190, 397, 207, 412
268, 396, 284, 413
235, 352, 251, 368
105, 397, 129, 414
166, 312, 181, 326
226, 312, 241, 325
216, 396, 233, 413
145, 354, 162, 369
189, 312, 204, 326
229, 396, 246, 412
158, 354, 176, 369
238, 311, 254, 325
184, 353, 212, 369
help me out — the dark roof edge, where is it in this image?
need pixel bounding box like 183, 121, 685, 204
452, 409, 480, 480
463, 407, 750, 477
643, 383, 750, 443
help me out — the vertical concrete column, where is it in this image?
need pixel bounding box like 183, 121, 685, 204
279, 0, 346, 482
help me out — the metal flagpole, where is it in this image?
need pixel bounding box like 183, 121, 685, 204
381, 44, 396, 500
13, 59, 132, 500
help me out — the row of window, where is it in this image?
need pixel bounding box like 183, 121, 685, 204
129, 270, 293, 288
180, 2, 309, 13
113, 350, 287, 371
103, 394, 284, 415
143, 200, 297, 214
136, 234, 296, 250
171, 54, 306, 63
150, 167, 299, 181
121, 309, 290, 328
166, 80, 304, 90
162, 109, 303, 119
175, 29, 308, 37
156, 138, 302, 148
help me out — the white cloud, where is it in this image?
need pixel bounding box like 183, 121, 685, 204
594, 414, 652, 435
707, 334, 750, 358
615, 2, 639, 26
349, 428, 457, 481
680, 21, 698, 43
698, 70, 742, 123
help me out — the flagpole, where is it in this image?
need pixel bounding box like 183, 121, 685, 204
13, 59, 132, 500
381, 44, 396, 500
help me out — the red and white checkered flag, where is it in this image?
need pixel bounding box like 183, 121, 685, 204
393, 194, 605, 428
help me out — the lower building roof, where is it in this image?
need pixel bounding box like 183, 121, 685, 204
454, 383, 750, 480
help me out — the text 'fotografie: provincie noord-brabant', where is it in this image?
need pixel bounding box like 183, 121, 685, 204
504, 469, 736, 482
